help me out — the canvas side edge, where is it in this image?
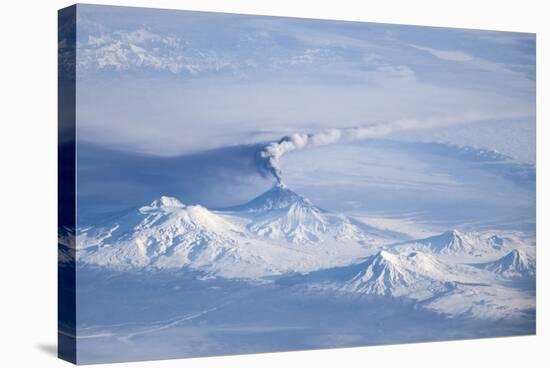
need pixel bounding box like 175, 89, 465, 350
58, 4, 77, 365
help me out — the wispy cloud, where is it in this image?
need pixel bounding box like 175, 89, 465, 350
74, 6, 535, 157
411, 45, 473, 62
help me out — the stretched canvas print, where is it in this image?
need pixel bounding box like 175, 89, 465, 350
58, 4, 536, 364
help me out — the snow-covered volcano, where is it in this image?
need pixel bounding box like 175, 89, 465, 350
73, 185, 536, 321
302, 248, 534, 319
78, 195, 328, 278
80, 197, 241, 269
329, 250, 478, 299
74, 181, 535, 323
239, 184, 371, 244
229, 183, 309, 213
76, 186, 387, 277
478, 249, 535, 278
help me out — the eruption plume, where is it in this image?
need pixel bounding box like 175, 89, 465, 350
260, 120, 426, 184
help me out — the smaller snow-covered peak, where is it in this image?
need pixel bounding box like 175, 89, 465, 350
480, 249, 535, 278
345, 251, 425, 296
449, 229, 462, 237
508, 249, 526, 259
374, 250, 396, 262
390, 229, 501, 256
182, 204, 236, 230
159, 196, 185, 208
337, 250, 467, 298
439, 229, 464, 242
140, 196, 186, 212
346, 251, 410, 296
392, 229, 470, 254
371, 250, 438, 271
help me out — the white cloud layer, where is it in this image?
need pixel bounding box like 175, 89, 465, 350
73, 6, 535, 158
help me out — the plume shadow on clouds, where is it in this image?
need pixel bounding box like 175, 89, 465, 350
76, 143, 272, 224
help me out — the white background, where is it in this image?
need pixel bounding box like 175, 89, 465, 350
0, 0, 547, 367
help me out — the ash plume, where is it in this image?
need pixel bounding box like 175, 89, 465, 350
260, 120, 426, 184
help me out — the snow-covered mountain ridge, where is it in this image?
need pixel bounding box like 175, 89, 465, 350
300, 247, 534, 319
389, 229, 504, 256
77, 185, 392, 278
73, 185, 535, 319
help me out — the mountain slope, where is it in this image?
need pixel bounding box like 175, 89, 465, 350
79, 196, 240, 268
390, 229, 501, 256
77, 187, 388, 278
78, 196, 325, 278
74, 190, 537, 320
248, 200, 329, 243
336, 250, 475, 298
232, 184, 378, 245
478, 249, 535, 278
228, 183, 308, 213
301, 249, 533, 319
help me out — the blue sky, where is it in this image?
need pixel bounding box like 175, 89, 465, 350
75, 5, 535, 160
